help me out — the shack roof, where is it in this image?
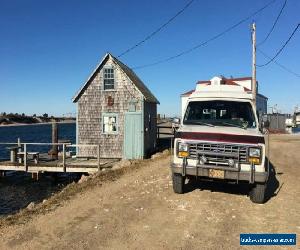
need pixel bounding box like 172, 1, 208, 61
73, 53, 159, 104
182, 76, 268, 100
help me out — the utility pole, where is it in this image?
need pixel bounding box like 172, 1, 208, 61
251, 22, 257, 109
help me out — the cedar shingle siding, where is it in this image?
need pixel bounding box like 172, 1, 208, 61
73, 53, 159, 159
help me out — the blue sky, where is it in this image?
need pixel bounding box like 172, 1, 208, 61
0, 0, 299, 116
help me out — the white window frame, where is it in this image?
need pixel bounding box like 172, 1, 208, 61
102, 113, 118, 134
103, 67, 115, 90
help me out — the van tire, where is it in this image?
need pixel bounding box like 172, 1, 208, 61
250, 183, 266, 204
172, 173, 185, 194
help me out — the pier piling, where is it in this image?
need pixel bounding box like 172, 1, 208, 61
51, 122, 58, 160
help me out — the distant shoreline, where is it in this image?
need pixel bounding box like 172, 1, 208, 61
0, 120, 76, 128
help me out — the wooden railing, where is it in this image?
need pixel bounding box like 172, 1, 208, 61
156, 126, 175, 139
0, 142, 102, 172
66, 144, 101, 171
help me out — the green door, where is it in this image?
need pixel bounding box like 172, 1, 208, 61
124, 112, 143, 159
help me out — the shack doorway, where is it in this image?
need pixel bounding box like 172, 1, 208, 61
124, 112, 143, 159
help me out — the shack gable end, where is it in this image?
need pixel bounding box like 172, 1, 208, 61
77, 55, 144, 158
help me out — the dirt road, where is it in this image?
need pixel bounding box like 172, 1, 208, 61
0, 134, 299, 249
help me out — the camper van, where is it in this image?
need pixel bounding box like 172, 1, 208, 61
171, 76, 269, 203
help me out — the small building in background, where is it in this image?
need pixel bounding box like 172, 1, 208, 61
73, 53, 159, 159
292, 110, 300, 133
267, 113, 287, 132
181, 76, 268, 117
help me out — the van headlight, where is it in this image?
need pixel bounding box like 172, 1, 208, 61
178, 143, 189, 158
248, 147, 261, 164
249, 147, 261, 157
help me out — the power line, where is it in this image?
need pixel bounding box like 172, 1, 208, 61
258, 48, 300, 78
117, 0, 195, 58
257, 23, 300, 67
132, 0, 277, 70
258, 0, 287, 46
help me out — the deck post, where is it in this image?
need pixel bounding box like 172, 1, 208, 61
32, 172, 39, 181
97, 145, 100, 171
51, 122, 58, 160
24, 143, 27, 171
62, 143, 66, 172
17, 138, 21, 152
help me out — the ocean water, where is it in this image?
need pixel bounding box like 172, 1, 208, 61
0, 123, 77, 216
0, 123, 76, 160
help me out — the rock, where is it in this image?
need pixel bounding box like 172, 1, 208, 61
112, 160, 131, 170
27, 202, 35, 210
78, 174, 89, 184
92, 171, 103, 177
90, 172, 98, 177
42, 199, 47, 204
92, 170, 106, 177
162, 149, 170, 155
151, 152, 163, 159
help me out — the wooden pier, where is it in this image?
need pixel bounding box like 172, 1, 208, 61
0, 121, 173, 175
0, 142, 119, 174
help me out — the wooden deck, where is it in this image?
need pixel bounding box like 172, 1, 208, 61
0, 142, 119, 174
0, 157, 118, 173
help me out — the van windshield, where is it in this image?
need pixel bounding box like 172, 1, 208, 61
183, 101, 256, 128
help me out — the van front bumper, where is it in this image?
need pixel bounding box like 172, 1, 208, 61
171, 163, 268, 184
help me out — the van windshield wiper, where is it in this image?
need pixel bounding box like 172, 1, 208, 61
220, 121, 247, 129
184, 121, 215, 127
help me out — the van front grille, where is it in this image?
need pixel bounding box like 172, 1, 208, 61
188, 142, 248, 165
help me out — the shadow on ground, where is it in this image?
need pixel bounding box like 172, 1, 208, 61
0, 172, 80, 216
265, 160, 280, 202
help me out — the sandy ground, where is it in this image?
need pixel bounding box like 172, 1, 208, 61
0, 134, 299, 249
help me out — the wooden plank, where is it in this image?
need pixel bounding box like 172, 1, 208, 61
27, 166, 64, 172
62, 144, 66, 172
66, 167, 98, 173
0, 166, 24, 171
18, 152, 39, 155
24, 143, 27, 171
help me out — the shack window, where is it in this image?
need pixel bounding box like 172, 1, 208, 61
129, 99, 137, 112
104, 68, 115, 90
102, 113, 118, 134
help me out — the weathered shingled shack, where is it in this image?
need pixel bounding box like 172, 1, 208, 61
73, 53, 159, 159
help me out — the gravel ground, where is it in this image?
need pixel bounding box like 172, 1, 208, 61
0, 134, 299, 249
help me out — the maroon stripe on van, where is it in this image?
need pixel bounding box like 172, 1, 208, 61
175, 132, 265, 144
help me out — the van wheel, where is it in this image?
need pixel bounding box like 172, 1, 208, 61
172, 173, 185, 194
249, 183, 267, 204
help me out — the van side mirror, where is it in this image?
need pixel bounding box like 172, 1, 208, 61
172, 118, 180, 124
172, 118, 180, 134
263, 120, 270, 129
262, 115, 269, 129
